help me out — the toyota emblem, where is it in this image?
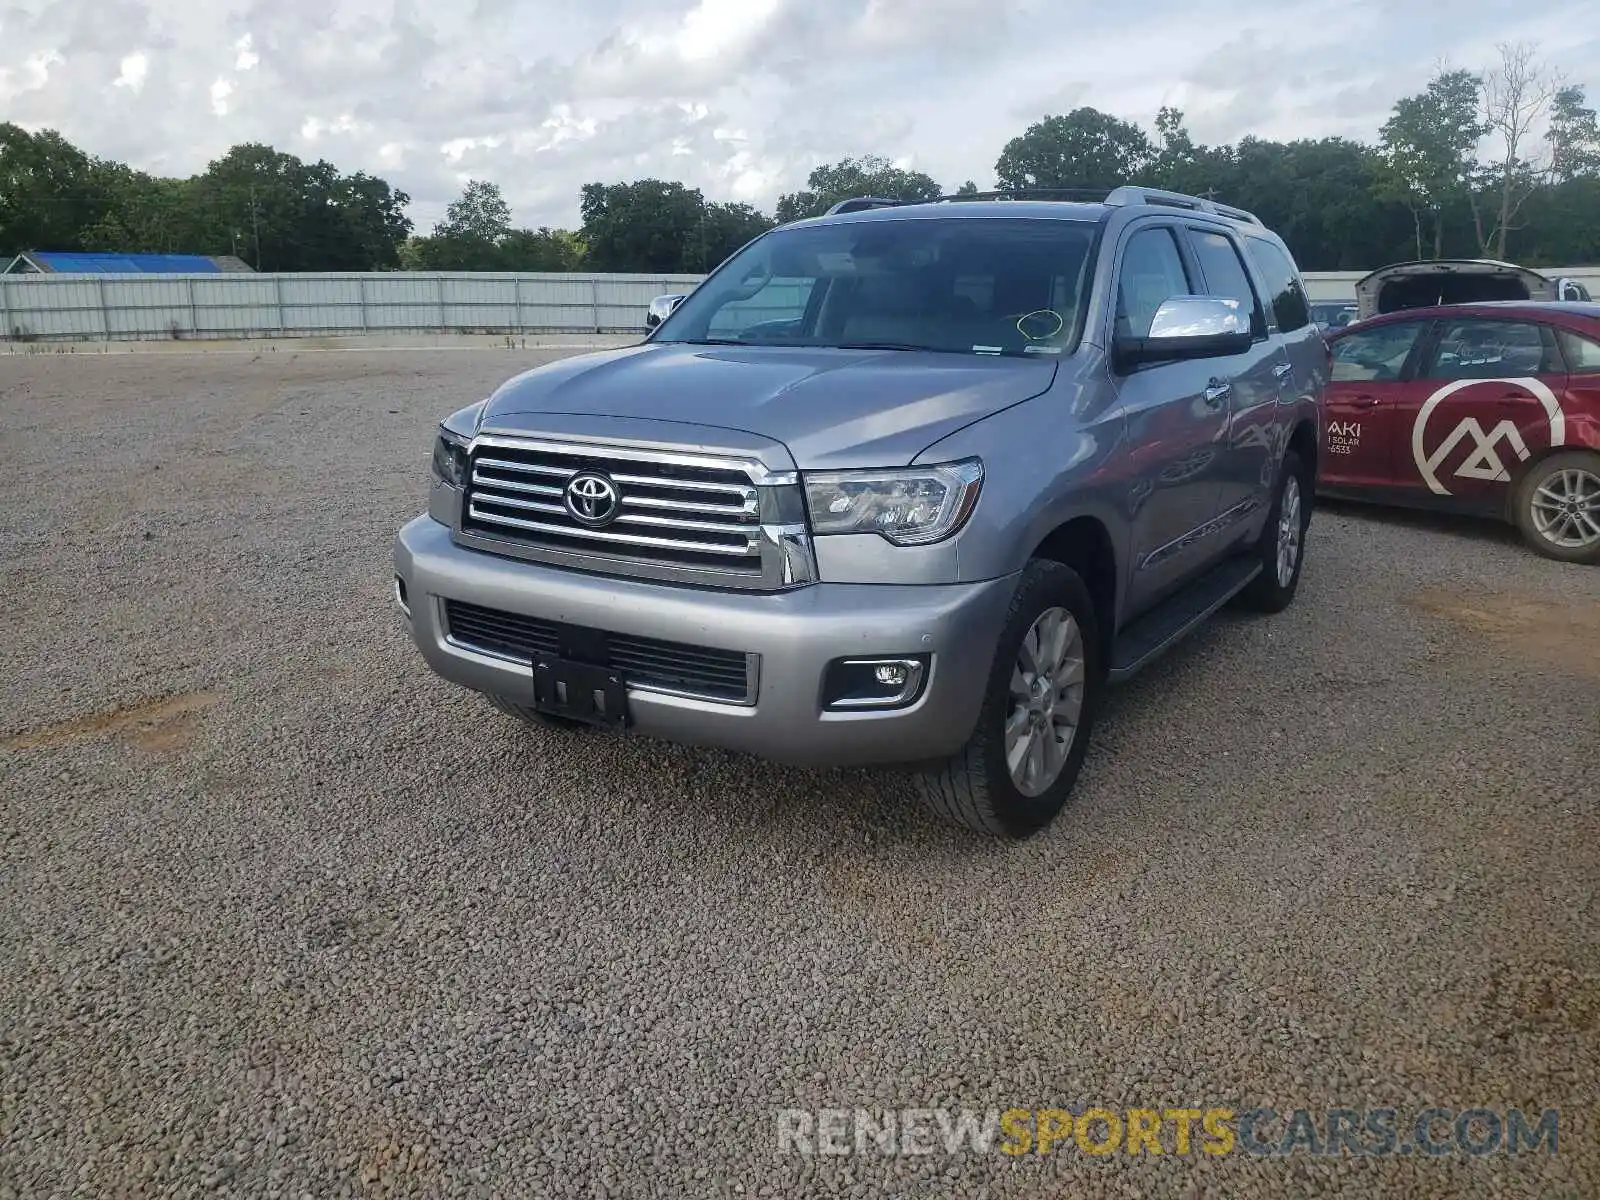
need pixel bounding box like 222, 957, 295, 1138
564, 471, 621, 527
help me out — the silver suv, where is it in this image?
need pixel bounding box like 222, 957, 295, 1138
394, 186, 1327, 838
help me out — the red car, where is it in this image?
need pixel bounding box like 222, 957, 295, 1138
1320, 301, 1600, 564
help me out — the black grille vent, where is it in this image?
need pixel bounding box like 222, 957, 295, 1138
444, 600, 753, 703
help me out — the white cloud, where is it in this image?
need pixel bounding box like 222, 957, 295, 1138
0, 0, 1595, 234
114, 52, 149, 91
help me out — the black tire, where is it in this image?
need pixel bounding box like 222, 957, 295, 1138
1236, 449, 1312, 613
486, 694, 593, 731
1512, 450, 1600, 565
913, 559, 1103, 840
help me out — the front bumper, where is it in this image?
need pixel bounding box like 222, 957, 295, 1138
393, 515, 1017, 768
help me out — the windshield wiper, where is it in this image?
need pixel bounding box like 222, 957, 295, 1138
830, 341, 936, 352
670, 337, 751, 346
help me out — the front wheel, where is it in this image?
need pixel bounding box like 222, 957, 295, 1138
914, 559, 1103, 839
1513, 451, 1600, 565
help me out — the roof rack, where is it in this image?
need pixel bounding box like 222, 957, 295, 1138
823, 196, 908, 215
942, 187, 1118, 204
820, 185, 1263, 226
1103, 185, 1262, 226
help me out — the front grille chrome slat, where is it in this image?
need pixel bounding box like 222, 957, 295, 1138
609, 471, 755, 499
443, 600, 755, 704
462, 438, 774, 581
468, 503, 763, 558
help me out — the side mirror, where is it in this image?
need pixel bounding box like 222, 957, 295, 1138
645, 294, 686, 329
1556, 278, 1590, 302
1114, 296, 1254, 369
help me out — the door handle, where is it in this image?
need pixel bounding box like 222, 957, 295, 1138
1272, 362, 1293, 380
1203, 380, 1232, 407
1352, 394, 1381, 408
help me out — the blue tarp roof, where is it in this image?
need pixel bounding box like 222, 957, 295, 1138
29, 252, 225, 274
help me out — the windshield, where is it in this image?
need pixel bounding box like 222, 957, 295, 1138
1310, 302, 1357, 330
651, 216, 1099, 358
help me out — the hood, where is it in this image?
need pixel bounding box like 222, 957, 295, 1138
1356, 259, 1552, 319
478, 341, 1058, 470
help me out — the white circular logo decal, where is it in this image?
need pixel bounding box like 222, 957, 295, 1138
1410, 377, 1566, 496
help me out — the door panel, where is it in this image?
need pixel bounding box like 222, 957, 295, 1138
1183, 226, 1279, 520
1322, 319, 1431, 489
1110, 224, 1232, 612
1393, 318, 1570, 511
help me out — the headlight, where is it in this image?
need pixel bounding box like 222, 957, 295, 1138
803, 459, 983, 546
431, 428, 469, 487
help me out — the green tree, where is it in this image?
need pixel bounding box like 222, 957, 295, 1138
774, 155, 942, 223
1377, 68, 1486, 258
994, 108, 1155, 191
1546, 85, 1600, 182
0, 125, 108, 256
688, 202, 775, 271
499, 227, 587, 271
179, 143, 410, 271
411, 180, 514, 270
434, 179, 512, 243
332, 172, 413, 270
579, 179, 709, 272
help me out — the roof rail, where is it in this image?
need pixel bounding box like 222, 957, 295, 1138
824, 196, 908, 215
940, 187, 1118, 204
819, 185, 1264, 226
1104, 185, 1263, 226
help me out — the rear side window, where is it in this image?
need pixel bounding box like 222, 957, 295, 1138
1184, 228, 1265, 336
1422, 318, 1563, 379
1244, 238, 1312, 332
1557, 328, 1600, 374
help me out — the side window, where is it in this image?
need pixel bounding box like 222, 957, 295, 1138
1557, 328, 1600, 374
1243, 238, 1312, 332
1115, 227, 1191, 339
706, 276, 816, 339
1330, 322, 1426, 383
1421, 319, 1562, 380
1184, 228, 1265, 336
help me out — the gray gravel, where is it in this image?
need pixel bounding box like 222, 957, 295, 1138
2, 346, 1597, 1199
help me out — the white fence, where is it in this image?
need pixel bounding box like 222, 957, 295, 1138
3, 266, 1597, 344
0, 272, 706, 342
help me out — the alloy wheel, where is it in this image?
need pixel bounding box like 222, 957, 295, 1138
1005, 607, 1086, 798
1529, 467, 1600, 551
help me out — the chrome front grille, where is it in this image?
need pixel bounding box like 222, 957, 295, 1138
454, 436, 814, 591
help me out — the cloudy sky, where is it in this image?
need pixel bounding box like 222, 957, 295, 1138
2, 0, 1595, 232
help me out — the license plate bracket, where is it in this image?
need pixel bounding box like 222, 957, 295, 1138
531, 654, 630, 729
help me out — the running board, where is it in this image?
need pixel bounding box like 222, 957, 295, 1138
1108, 557, 1261, 683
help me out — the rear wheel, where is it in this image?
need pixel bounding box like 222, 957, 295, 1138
1513, 451, 1600, 565
1236, 449, 1311, 613
914, 559, 1102, 839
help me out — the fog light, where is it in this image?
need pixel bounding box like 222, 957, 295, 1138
394, 574, 410, 616
822, 656, 929, 710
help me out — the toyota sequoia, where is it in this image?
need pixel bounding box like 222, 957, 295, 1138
393, 186, 1328, 839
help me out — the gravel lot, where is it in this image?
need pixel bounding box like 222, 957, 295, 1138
2, 346, 1597, 1199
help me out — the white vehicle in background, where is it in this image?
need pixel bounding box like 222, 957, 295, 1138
1355, 259, 1591, 321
